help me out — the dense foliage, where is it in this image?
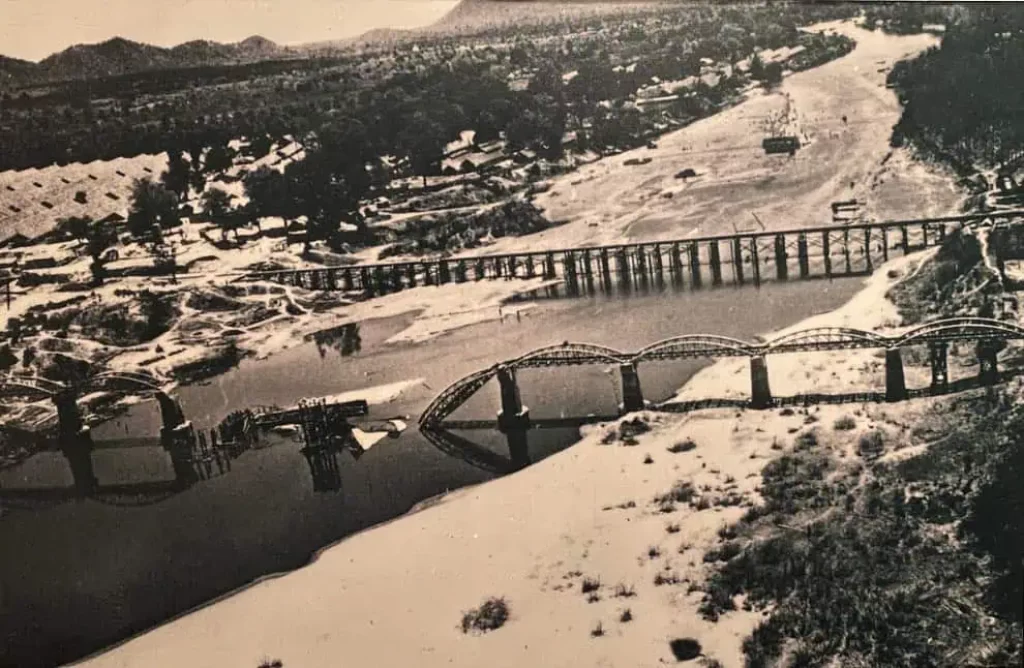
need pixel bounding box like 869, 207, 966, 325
888, 5, 1024, 171
701, 394, 1024, 667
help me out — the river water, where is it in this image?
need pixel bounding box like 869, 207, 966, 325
0, 276, 863, 667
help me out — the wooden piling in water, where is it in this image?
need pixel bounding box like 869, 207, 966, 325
689, 242, 702, 288
709, 241, 722, 286
797, 233, 809, 279
774, 234, 788, 280
750, 237, 761, 287
733, 237, 745, 285
822, 232, 832, 278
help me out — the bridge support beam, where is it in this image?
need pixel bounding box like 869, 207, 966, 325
750, 356, 772, 409
929, 341, 949, 393
884, 348, 907, 402
496, 366, 531, 471
709, 241, 723, 286
822, 232, 832, 278
977, 340, 1001, 386
732, 238, 744, 285
53, 391, 98, 496
750, 238, 761, 288
774, 234, 788, 280
689, 243, 702, 288
619, 363, 645, 414
797, 233, 810, 279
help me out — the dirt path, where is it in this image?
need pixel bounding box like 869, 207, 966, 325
475, 21, 961, 255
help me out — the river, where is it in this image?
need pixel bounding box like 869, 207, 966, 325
0, 276, 863, 667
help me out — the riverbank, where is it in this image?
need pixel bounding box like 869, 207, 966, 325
74, 250, 943, 668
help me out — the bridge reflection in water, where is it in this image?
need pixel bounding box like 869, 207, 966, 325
246, 212, 1024, 297
0, 367, 374, 506
418, 317, 1024, 474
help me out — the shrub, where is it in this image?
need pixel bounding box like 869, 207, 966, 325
833, 415, 857, 431
591, 621, 605, 637
857, 430, 885, 458
581, 577, 601, 594
619, 608, 633, 623
668, 438, 697, 453
461, 597, 510, 634
669, 638, 703, 661
655, 480, 697, 506
614, 583, 636, 598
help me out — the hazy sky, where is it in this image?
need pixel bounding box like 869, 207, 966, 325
1, 0, 462, 61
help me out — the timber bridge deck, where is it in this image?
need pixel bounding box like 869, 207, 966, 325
243, 211, 1024, 294
417, 317, 1024, 474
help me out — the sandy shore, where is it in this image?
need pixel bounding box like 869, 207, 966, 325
74, 248, 940, 668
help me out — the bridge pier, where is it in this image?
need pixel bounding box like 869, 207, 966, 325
922, 224, 929, 247
616, 249, 631, 288
600, 249, 611, 288
650, 246, 663, 285
439, 261, 451, 285
864, 228, 873, 271
669, 243, 683, 285
884, 348, 907, 402
709, 241, 723, 286
545, 253, 557, 280
797, 233, 809, 279
689, 242, 702, 288
475, 258, 485, 281
774, 234, 788, 280
977, 340, 1001, 385
343, 269, 354, 291
635, 247, 648, 287
750, 238, 761, 288
564, 252, 579, 294
406, 264, 418, 288
733, 238, 745, 285
525, 256, 535, 280
881, 227, 889, 262
619, 362, 645, 414
360, 268, 372, 295
901, 225, 910, 253
822, 232, 832, 278
389, 267, 403, 292
843, 229, 852, 274
750, 356, 772, 409
496, 366, 531, 471
929, 341, 949, 393
53, 391, 98, 496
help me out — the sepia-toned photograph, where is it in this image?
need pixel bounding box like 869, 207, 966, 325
1, 1, 1022, 666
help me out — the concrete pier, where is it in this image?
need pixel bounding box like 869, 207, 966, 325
53, 391, 97, 496
823, 232, 832, 278
619, 363, 645, 413
750, 356, 772, 409
885, 348, 907, 402
977, 340, 1001, 385
775, 234, 788, 280
929, 341, 949, 393
750, 238, 761, 287
733, 238, 745, 285
496, 366, 531, 470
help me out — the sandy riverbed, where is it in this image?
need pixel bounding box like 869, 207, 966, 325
72, 239, 958, 668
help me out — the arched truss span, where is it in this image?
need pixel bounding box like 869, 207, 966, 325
767, 327, 889, 354
634, 335, 756, 362
86, 371, 168, 395
507, 343, 628, 369
0, 375, 62, 401
419, 367, 498, 428
896, 317, 1024, 348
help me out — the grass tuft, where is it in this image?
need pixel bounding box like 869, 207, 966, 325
461, 597, 510, 634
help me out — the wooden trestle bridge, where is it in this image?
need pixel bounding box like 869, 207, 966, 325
0, 368, 376, 502
417, 317, 1024, 474
243, 211, 1024, 295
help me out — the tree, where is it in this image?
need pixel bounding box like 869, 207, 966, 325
201, 187, 238, 239
248, 133, 273, 159
763, 62, 784, 87
57, 215, 93, 243
85, 221, 117, 285
244, 166, 291, 223
128, 178, 178, 239
397, 112, 447, 187
160, 150, 191, 202
203, 142, 236, 174
749, 52, 766, 80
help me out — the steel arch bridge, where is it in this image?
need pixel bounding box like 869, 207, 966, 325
417, 317, 1024, 472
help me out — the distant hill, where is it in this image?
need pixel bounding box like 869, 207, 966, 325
430, 0, 672, 33
0, 35, 293, 88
